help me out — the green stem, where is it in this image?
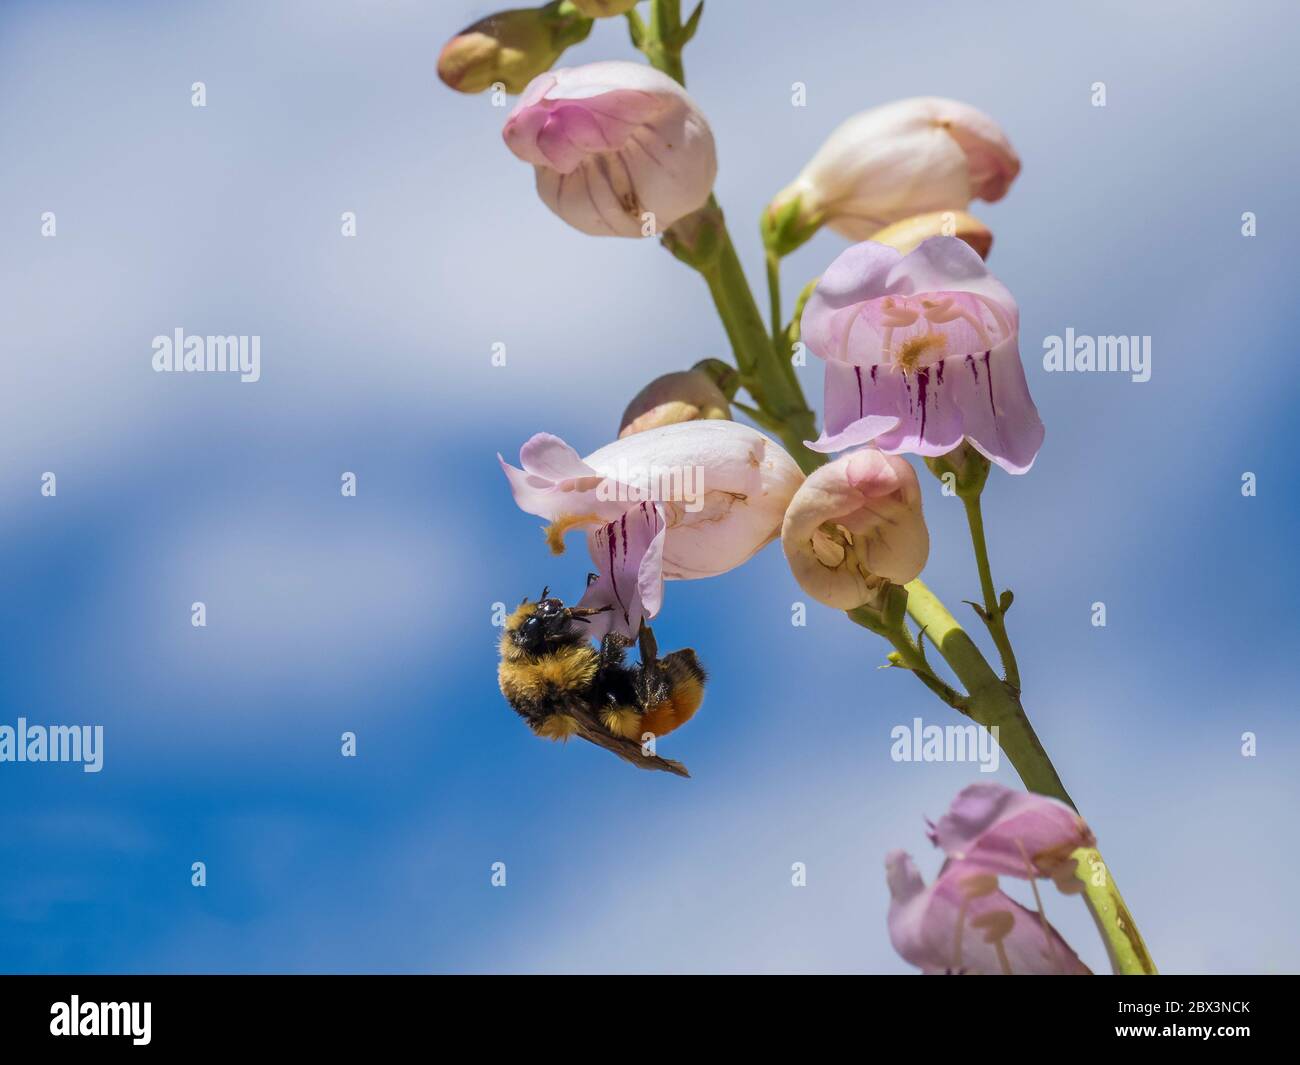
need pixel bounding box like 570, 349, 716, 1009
765, 248, 783, 347
643, 0, 686, 84
641, 0, 818, 471
846, 604, 966, 712
960, 492, 1021, 689
698, 219, 820, 473
904, 579, 1155, 974
1072, 847, 1159, 975
903, 578, 1069, 805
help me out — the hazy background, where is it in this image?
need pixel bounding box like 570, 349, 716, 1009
1, 0, 1297, 973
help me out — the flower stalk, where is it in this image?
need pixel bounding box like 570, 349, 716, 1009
1071, 846, 1158, 976
546, 0, 1155, 974
901, 580, 1070, 805
959, 483, 1022, 689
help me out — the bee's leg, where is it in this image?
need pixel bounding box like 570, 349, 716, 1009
633, 663, 665, 708
637, 622, 659, 668
598, 631, 631, 670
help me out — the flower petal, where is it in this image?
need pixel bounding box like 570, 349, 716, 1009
803, 238, 1017, 369
886, 852, 1090, 975
578, 501, 667, 639
801, 242, 904, 363
769, 97, 1020, 244
498, 433, 626, 523
939, 341, 1045, 475
503, 61, 717, 237
926, 782, 1096, 880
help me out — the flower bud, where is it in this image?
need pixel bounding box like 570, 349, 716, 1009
690, 358, 740, 400
924, 440, 990, 497
661, 201, 724, 269
502, 61, 717, 237
619, 370, 731, 437
781, 449, 928, 610
570, 0, 639, 15
764, 97, 1019, 255
437, 4, 592, 95
869, 209, 992, 260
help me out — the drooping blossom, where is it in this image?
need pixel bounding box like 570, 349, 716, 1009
437, 5, 592, 95
886, 852, 1090, 975
802, 236, 1044, 474
619, 370, 731, 437
502, 61, 717, 237
763, 97, 1019, 254
781, 449, 928, 610
927, 782, 1095, 884
499, 421, 803, 637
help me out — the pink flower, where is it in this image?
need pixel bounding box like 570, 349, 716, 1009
886, 852, 1090, 975
926, 782, 1096, 882
764, 97, 1019, 253
781, 449, 928, 610
502, 61, 717, 237
802, 236, 1044, 474
500, 421, 803, 637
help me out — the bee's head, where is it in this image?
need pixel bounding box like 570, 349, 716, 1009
506, 587, 609, 654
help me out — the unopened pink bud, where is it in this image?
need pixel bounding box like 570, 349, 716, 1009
781, 449, 929, 610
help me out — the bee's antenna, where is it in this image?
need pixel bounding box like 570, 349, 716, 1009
539, 585, 549, 602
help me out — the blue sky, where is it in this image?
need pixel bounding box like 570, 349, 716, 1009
1, 0, 1298, 973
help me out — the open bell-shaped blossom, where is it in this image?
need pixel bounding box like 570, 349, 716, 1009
764, 97, 1019, 254
499, 421, 803, 637
802, 236, 1044, 474
926, 782, 1096, 883
502, 61, 717, 237
781, 449, 928, 610
886, 852, 1090, 975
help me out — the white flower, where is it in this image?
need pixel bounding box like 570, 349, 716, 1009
764, 97, 1019, 252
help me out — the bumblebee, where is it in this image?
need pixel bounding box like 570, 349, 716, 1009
497, 589, 706, 776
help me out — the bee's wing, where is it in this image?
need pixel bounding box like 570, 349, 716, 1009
564, 703, 690, 778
